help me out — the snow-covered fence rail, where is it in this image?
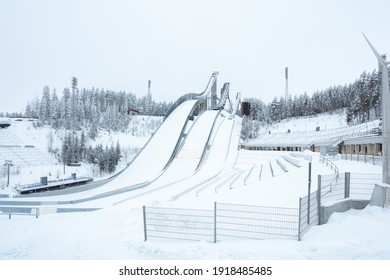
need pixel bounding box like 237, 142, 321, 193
259, 164, 263, 180
269, 161, 274, 177
229, 170, 245, 188
143, 203, 300, 242
214, 171, 240, 193
0, 207, 39, 219
291, 152, 312, 162
276, 158, 288, 172
243, 164, 255, 185
282, 155, 301, 167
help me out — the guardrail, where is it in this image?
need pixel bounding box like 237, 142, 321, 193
243, 164, 255, 185
282, 155, 301, 167
276, 158, 288, 172
0, 207, 39, 219
259, 164, 263, 180
269, 161, 274, 177
290, 152, 312, 162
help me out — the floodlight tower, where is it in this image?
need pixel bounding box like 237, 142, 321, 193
285, 67, 289, 101
147, 80, 152, 116
3, 160, 13, 187
363, 33, 390, 184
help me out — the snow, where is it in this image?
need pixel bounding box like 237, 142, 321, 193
0, 110, 389, 261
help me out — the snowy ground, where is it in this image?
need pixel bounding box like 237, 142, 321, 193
0, 151, 388, 260
0, 111, 389, 261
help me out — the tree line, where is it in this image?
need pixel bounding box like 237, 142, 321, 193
25, 78, 169, 174
25, 82, 172, 137
241, 64, 388, 140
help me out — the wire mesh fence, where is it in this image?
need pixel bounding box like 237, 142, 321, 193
350, 173, 382, 200
320, 173, 346, 204
143, 172, 381, 243
143, 206, 215, 242
216, 203, 299, 241
143, 202, 300, 242
298, 190, 318, 239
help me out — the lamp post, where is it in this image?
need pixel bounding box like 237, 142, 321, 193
363, 33, 390, 184
3, 160, 14, 187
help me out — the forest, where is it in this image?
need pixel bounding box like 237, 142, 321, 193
241, 64, 388, 140
20, 78, 169, 173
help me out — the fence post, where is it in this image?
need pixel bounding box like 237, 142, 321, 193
317, 175, 322, 225
143, 206, 147, 242
298, 198, 302, 241
213, 202, 217, 243
344, 172, 351, 199
307, 162, 312, 225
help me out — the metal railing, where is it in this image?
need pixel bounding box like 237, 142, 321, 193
213, 82, 230, 110
143, 202, 300, 242
319, 156, 339, 195
143, 206, 215, 242
340, 153, 382, 166
0, 207, 40, 219
298, 190, 318, 240
164, 72, 219, 120
216, 203, 299, 241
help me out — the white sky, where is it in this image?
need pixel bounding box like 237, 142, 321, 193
1, 0, 389, 113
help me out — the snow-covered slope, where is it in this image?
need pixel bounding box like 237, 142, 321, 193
0, 107, 388, 261
247, 110, 381, 148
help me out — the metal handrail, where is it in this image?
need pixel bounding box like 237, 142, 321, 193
164, 71, 219, 120
213, 82, 230, 110
319, 156, 340, 195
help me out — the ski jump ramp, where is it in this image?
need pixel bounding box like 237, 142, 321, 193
0, 73, 242, 209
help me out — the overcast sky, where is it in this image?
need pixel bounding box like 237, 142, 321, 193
1, 0, 389, 113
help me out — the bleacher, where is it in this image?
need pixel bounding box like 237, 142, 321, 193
0, 128, 57, 166
245, 119, 381, 149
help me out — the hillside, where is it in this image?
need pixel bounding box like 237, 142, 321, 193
0, 116, 162, 189
245, 109, 381, 150
258, 109, 348, 135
